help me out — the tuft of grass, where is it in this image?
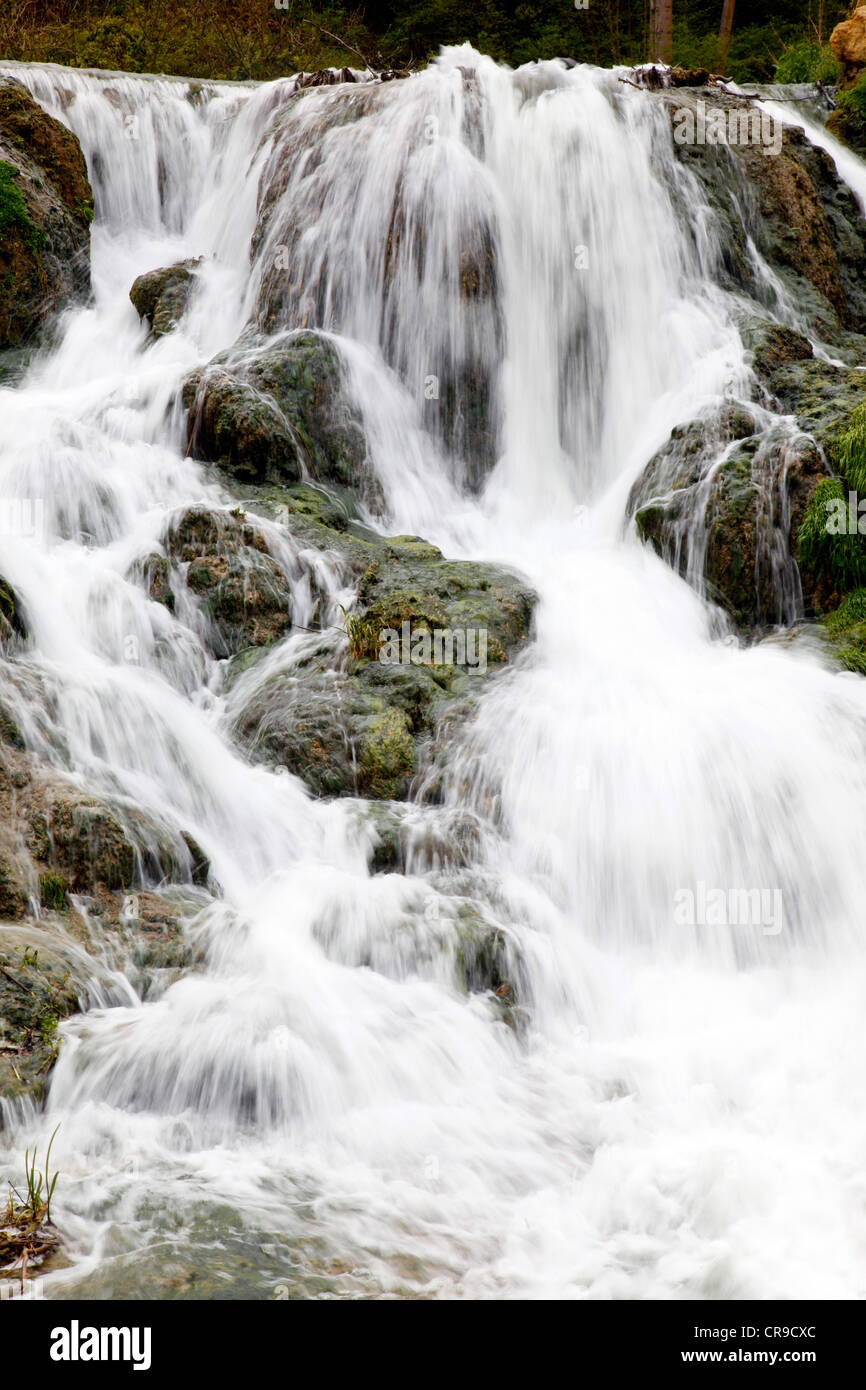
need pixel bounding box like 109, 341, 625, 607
39, 872, 67, 912
340, 606, 381, 661
3, 1124, 61, 1239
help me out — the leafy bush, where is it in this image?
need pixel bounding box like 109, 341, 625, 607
774, 40, 839, 85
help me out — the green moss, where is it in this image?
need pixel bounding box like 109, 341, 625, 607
0, 160, 45, 253
797, 478, 866, 594
360, 708, 414, 800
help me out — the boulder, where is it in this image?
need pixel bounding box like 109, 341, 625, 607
183, 331, 379, 504
629, 403, 830, 627
831, 5, 866, 86
161, 506, 296, 659
227, 495, 535, 799
129, 259, 200, 338
670, 92, 866, 334
0, 76, 92, 348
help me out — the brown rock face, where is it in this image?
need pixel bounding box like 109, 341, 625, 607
831, 6, 866, 86
0, 76, 93, 349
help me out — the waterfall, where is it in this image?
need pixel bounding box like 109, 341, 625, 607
2, 48, 866, 1300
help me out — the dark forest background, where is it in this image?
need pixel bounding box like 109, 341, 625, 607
0, 1, 854, 84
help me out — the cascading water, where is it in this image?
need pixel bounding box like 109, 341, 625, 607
2, 49, 866, 1299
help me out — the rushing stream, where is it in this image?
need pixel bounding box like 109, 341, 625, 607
2, 49, 866, 1299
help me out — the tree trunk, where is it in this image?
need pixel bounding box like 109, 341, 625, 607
649, 0, 673, 64
718, 0, 736, 74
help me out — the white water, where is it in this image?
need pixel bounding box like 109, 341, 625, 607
2, 50, 866, 1299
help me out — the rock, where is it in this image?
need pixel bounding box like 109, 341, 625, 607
227, 498, 536, 799
129, 259, 200, 338
0, 927, 80, 1106
183, 331, 378, 504
162, 505, 294, 658
630, 404, 830, 627
742, 321, 814, 382
670, 92, 866, 334
0, 578, 26, 649
0, 77, 92, 349
831, 5, 866, 86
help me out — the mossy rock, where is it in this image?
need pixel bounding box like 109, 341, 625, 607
0, 929, 80, 1105
0, 576, 27, 648
630, 406, 828, 627
183, 330, 378, 504
159, 506, 296, 658
129, 259, 200, 338
0, 77, 92, 348
226, 491, 536, 799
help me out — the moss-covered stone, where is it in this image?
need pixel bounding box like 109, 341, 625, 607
227, 486, 536, 799
359, 708, 414, 800
630, 406, 828, 626
183, 330, 377, 503
0, 930, 79, 1105
161, 506, 295, 658
129, 259, 200, 338
0, 76, 92, 348
0, 577, 27, 648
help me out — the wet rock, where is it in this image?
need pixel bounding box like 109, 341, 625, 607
669, 92, 866, 333
163, 506, 294, 658
297, 68, 360, 88
228, 505, 535, 799
0, 77, 92, 349
0, 927, 80, 1106
0, 578, 27, 649
129, 259, 200, 338
630, 405, 829, 627
183, 331, 377, 504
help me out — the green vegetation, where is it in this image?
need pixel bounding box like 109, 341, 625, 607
39, 872, 68, 911
2, 1125, 62, 1275
341, 606, 381, 662
0, 2, 853, 84
0, 161, 44, 253
832, 71, 866, 151
773, 39, 839, 85
833, 400, 866, 493
823, 588, 866, 674
798, 478, 866, 594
